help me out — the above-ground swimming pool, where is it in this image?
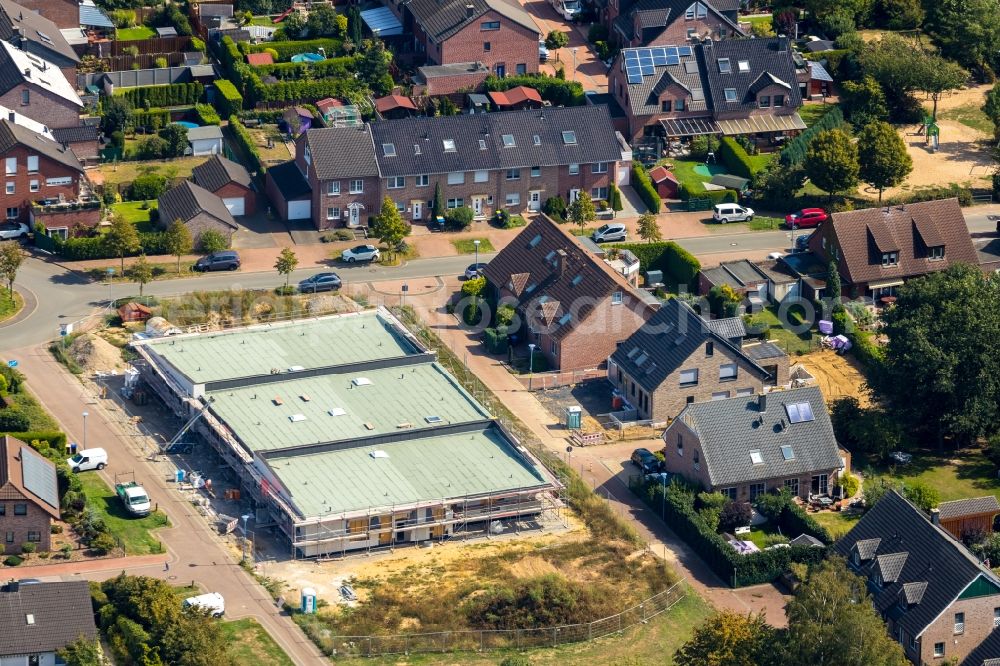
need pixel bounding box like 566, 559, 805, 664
173, 121, 199, 129
290, 52, 325, 63
693, 163, 728, 177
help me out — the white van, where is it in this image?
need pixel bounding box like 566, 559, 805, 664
712, 203, 754, 223
552, 0, 581, 20
67, 448, 108, 472
183, 592, 225, 618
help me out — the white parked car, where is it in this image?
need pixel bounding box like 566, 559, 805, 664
341, 244, 380, 263
67, 447, 108, 472
890, 451, 913, 464
712, 204, 754, 223
183, 592, 225, 618
538, 40, 549, 62
0, 222, 29, 240
592, 223, 627, 243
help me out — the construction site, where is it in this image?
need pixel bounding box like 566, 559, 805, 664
130, 307, 562, 558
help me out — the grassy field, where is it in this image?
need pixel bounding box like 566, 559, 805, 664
97, 158, 208, 188
5, 386, 61, 430
668, 159, 711, 196
0, 290, 23, 323
116, 26, 157, 40
799, 104, 836, 128
867, 449, 1000, 503
111, 201, 157, 232
747, 215, 784, 231
939, 103, 994, 135
810, 511, 862, 539
221, 618, 295, 666
78, 474, 169, 555
452, 238, 495, 254
750, 304, 821, 356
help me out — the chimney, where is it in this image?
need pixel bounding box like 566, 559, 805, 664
555, 249, 568, 276
930, 508, 940, 526
758, 393, 767, 413
465, 3, 475, 17
23, 67, 29, 78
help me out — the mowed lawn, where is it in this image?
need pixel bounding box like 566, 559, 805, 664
220, 618, 294, 666
111, 201, 157, 232
97, 158, 209, 188
116, 26, 156, 40
869, 448, 1000, 504
78, 473, 169, 554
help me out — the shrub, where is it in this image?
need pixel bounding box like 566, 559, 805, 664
609, 183, 623, 212
445, 206, 474, 230
677, 183, 739, 204
227, 116, 263, 173
129, 109, 171, 133
90, 532, 117, 555
214, 80, 244, 117
128, 173, 168, 201
135, 135, 168, 160
60, 544, 73, 558
4, 555, 22, 566
483, 74, 585, 106
249, 38, 343, 61
191, 36, 205, 52
51, 524, 63, 534
0, 410, 30, 432
484, 327, 509, 354
780, 106, 846, 166
837, 472, 860, 498
193, 103, 221, 126
543, 195, 566, 221
465, 575, 595, 629
719, 501, 753, 532
198, 229, 229, 253
608, 241, 700, 290
115, 83, 203, 109
631, 162, 661, 212
21, 542, 36, 554
718, 136, 755, 179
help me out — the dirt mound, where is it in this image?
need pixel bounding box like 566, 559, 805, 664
68, 333, 125, 373
507, 555, 559, 579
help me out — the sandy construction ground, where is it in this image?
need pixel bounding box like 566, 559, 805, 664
797, 349, 871, 407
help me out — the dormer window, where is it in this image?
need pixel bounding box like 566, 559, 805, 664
661, 100, 672, 112
929, 245, 944, 260
759, 95, 770, 108
718, 58, 731, 73
882, 252, 899, 266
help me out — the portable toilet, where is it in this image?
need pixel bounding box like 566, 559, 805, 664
565, 406, 582, 430
301, 587, 317, 614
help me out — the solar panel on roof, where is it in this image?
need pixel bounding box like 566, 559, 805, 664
640, 64, 654, 74
679, 46, 692, 56
666, 46, 678, 56
653, 53, 667, 66
651, 47, 667, 58
666, 55, 679, 65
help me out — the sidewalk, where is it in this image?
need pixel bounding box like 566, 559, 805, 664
11, 343, 327, 666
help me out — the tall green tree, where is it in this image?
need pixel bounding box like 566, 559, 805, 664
545, 30, 569, 60
785, 559, 909, 666
859, 35, 967, 119
674, 611, 776, 666
857, 121, 912, 202
805, 128, 859, 199
870, 264, 1000, 444
925, 0, 1000, 75
57, 635, 104, 666
163, 220, 193, 274
103, 213, 141, 272
356, 39, 393, 96
0, 240, 25, 297
983, 81, 1000, 139
826, 260, 842, 302
101, 96, 132, 135
305, 4, 339, 36
637, 212, 661, 243
157, 124, 189, 158
126, 254, 153, 296
568, 191, 596, 229
274, 247, 298, 287
840, 76, 889, 128
432, 182, 444, 220
875, 0, 923, 29
370, 196, 411, 258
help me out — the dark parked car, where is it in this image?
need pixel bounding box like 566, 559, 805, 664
193, 251, 240, 272
298, 272, 343, 293
794, 233, 811, 252
630, 448, 661, 474
465, 263, 488, 279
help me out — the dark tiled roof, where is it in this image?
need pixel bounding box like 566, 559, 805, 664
938, 496, 1000, 521
963, 630, 1000, 666
0, 119, 82, 172
481, 215, 653, 341
611, 299, 771, 393
675, 386, 841, 487
620, 48, 708, 115
614, 0, 741, 42
833, 491, 1000, 640
267, 160, 311, 199
805, 39, 835, 53
0, 0, 80, 65
700, 37, 802, 114
51, 125, 99, 144
0, 581, 96, 655
977, 237, 1000, 267
705, 316, 745, 340
370, 105, 623, 177
304, 125, 379, 180
192, 155, 252, 192
157, 181, 237, 229
405, 0, 538, 41
743, 341, 785, 361
818, 199, 979, 285
0, 435, 58, 518
789, 533, 824, 547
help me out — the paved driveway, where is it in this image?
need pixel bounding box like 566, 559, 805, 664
519, 0, 608, 91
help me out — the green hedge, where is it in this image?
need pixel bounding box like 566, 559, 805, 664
780, 106, 845, 166
256, 56, 356, 81
129, 108, 171, 132
846, 326, 884, 369
51, 232, 170, 261
214, 80, 244, 117
249, 38, 343, 62
631, 162, 661, 212
1, 431, 67, 449
483, 74, 585, 106
677, 185, 739, 204
115, 83, 203, 108
718, 137, 754, 179
610, 241, 700, 290
193, 103, 221, 125
227, 116, 263, 174
756, 494, 833, 544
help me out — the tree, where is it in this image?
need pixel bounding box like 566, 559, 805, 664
126, 254, 153, 296
57, 634, 104, 666
805, 128, 859, 199
199, 229, 228, 253
545, 30, 569, 60
0, 241, 25, 297
674, 611, 776, 666
876, 0, 923, 29
274, 247, 298, 287
859, 35, 967, 120
432, 182, 444, 220
101, 96, 132, 135
870, 264, 1000, 445
902, 481, 939, 511
785, 559, 909, 666
719, 501, 752, 533
637, 212, 661, 243
163, 220, 193, 274
356, 39, 393, 96
840, 76, 888, 128
818, 8, 857, 40
282, 10, 305, 38
568, 191, 596, 229
857, 121, 912, 202
157, 124, 189, 158
370, 196, 411, 258
752, 161, 806, 202
104, 213, 141, 272
306, 4, 339, 37
825, 260, 842, 303
136, 135, 168, 160
925, 0, 1000, 76
984, 82, 1000, 139
921, 58, 970, 120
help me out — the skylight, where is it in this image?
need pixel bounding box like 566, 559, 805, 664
724, 88, 738, 102
528, 233, 542, 248
562, 130, 577, 145
25, 614, 34, 625
737, 60, 750, 72
382, 143, 396, 157
289, 414, 307, 422
414, 144, 421, 155
533, 134, 541, 146
781, 445, 795, 460
786, 402, 815, 423
287, 365, 305, 372
478, 139, 487, 150
328, 407, 346, 416
502, 134, 516, 147
558, 313, 572, 325
352, 377, 373, 386
749, 450, 764, 465
442, 139, 456, 152
425, 415, 443, 423
718, 58, 731, 73
369, 450, 390, 459
571, 274, 583, 286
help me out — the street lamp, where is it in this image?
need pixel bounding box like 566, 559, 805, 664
528, 343, 536, 391
82, 412, 88, 449
240, 513, 252, 563
473, 239, 480, 268
572, 48, 578, 82
106, 268, 114, 307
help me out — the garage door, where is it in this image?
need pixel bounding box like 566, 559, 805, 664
222, 197, 245, 216
288, 200, 311, 220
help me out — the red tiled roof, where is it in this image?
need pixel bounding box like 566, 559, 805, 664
118, 302, 152, 317
488, 86, 543, 107
374, 94, 417, 113
649, 166, 678, 184
246, 52, 274, 66
316, 97, 344, 112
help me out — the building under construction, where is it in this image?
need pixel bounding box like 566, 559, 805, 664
132, 308, 560, 558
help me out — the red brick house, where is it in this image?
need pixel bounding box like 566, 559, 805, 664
0, 116, 87, 226
0, 435, 60, 555
157, 181, 238, 247
393, 0, 540, 78
0, 41, 82, 131
610, 0, 743, 49
610, 37, 806, 144
806, 198, 980, 301
482, 214, 658, 370
192, 155, 255, 217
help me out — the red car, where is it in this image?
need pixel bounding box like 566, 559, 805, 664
784, 208, 828, 229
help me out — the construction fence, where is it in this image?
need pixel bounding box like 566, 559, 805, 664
311, 580, 687, 658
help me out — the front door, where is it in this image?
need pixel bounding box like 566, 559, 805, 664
529, 190, 541, 211
348, 205, 361, 227
495, 63, 506, 78
412, 201, 422, 221
569, 189, 580, 203
472, 197, 484, 217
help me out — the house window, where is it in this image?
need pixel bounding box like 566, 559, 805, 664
327, 181, 340, 196
686, 395, 695, 404
0, 504, 4, 515
516, 64, 527, 75
484, 42, 491, 52
711, 391, 729, 400
6, 208, 17, 220
531, 166, 541, 177
481, 20, 500, 30
5, 182, 13, 194
505, 192, 520, 206
676, 435, 683, 455
349, 180, 363, 193
20, 89, 28, 105
812, 474, 828, 495
774, 95, 785, 107
448, 171, 465, 185
724, 88, 738, 102
759, 95, 771, 108
326, 207, 340, 220
736, 387, 754, 397
14, 503, 26, 515
933, 642, 944, 658
882, 252, 899, 266
679, 368, 698, 386
592, 162, 608, 174
26, 156, 38, 172
447, 198, 464, 208
568, 163, 580, 175
929, 246, 944, 260
994, 607, 1000, 628
395, 201, 405, 213
719, 363, 738, 381
750, 483, 765, 500
721, 487, 737, 500
387, 176, 404, 189
661, 100, 672, 112
592, 187, 608, 200
26, 531, 40, 542
706, 341, 713, 356
474, 170, 489, 183
718, 58, 731, 73
611, 291, 623, 305
506, 168, 520, 180
687, 27, 697, 39
303, 146, 311, 165
676, 99, 685, 111
4, 157, 14, 174
29, 180, 38, 192
4, 531, 11, 543
955, 612, 965, 634
784, 478, 799, 495
693, 450, 700, 468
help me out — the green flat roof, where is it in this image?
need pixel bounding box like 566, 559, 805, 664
144, 310, 419, 384
206, 363, 491, 452
271, 427, 549, 517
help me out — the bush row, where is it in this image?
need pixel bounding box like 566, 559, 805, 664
227, 116, 264, 174
115, 83, 203, 109
130, 108, 171, 132
755, 492, 833, 544
255, 56, 356, 81
846, 325, 884, 369
248, 38, 343, 62
677, 185, 739, 204
51, 232, 172, 261
610, 241, 700, 289
630, 163, 661, 212
483, 74, 585, 107
214, 80, 243, 117
779, 106, 846, 166
718, 136, 755, 179
2, 431, 67, 449
193, 103, 221, 125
